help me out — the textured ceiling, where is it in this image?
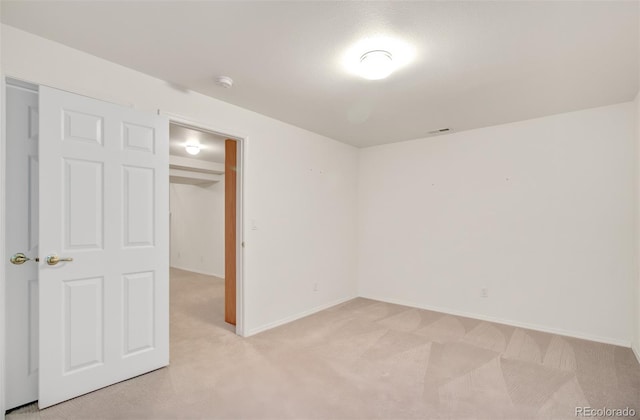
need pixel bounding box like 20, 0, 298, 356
2, 1, 638, 147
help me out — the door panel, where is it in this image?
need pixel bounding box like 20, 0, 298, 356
122, 271, 155, 356
63, 159, 104, 249
5, 83, 39, 410
123, 166, 155, 246
38, 86, 169, 408
63, 277, 104, 373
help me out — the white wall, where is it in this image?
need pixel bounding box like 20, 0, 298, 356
634, 8, 640, 362
3, 21, 637, 354
1, 25, 359, 336
358, 103, 636, 346
170, 180, 225, 278
635, 89, 640, 360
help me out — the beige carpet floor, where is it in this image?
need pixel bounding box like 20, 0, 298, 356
7, 268, 640, 419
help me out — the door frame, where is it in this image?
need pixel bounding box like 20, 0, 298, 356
1, 73, 7, 416
164, 113, 246, 337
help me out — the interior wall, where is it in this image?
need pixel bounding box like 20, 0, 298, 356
170, 180, 225, 278
635, 89, 640, 359
634, 9, 640, 362
4, 21, 637, 352
1, 24, 359, 336
358, 102, 636, 346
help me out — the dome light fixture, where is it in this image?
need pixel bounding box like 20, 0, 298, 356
342, 36, 415, 81
359, 50, 393, 80
185, 141, 201, 155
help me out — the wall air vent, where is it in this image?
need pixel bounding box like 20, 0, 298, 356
428, 128, 451, 135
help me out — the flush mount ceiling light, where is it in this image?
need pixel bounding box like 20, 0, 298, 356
343, 36, 415, 81
359, 50, 393, 80
185, 141, 201, 155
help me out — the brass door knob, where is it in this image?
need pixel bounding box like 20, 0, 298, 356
10, 253, 39, 265
46, 255, 73, 266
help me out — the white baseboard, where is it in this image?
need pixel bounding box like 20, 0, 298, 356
170, 265, 224, 279
632, 342, 640, 365
244, 295, 357, 337
359, 294, 631, 348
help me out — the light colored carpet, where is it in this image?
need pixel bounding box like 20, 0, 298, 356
7, 268, 640, 419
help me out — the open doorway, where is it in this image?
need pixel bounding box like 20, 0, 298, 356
168, 122, 240, 335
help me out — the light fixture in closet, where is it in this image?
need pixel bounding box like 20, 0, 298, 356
185, 140, 201, 155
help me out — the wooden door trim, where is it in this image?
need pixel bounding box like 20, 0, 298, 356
225, 139, 237, 325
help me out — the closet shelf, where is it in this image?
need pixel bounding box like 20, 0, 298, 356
169, 155, 224, 185
170, 168, 221, 185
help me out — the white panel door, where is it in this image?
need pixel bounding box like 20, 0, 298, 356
38, 86, 169, 408
5, 83, 39, 409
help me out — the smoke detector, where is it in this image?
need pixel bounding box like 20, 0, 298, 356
215, 76, 233, 88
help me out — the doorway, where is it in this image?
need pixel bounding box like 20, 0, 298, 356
168, 122, 239, 328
